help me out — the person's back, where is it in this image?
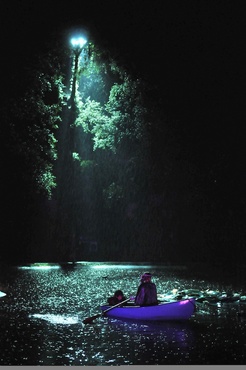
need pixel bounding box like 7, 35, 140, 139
135, 272, 158, 306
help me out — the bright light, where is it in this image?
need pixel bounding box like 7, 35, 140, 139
70, 36, 87, 49
18, 263, 60, 270
91, 264, 154, 269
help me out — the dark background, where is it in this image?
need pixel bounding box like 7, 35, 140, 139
1, 0, 245, 270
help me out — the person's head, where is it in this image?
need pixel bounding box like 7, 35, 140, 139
140, 272, 152, 283
114, 290, 124, 300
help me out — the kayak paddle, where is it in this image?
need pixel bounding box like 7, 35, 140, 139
83, 297, 131, 324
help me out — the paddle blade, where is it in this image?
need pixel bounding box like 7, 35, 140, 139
83, 313, 101, 324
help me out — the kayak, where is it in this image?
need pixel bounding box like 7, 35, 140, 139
100, 298, 196, 321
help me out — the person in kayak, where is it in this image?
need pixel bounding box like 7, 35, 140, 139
108, 290, 127, 305
135, 272, 158, 306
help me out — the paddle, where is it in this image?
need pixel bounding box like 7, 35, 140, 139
83, 297, 131, 324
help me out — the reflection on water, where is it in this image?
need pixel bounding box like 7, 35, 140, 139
30, 313, 79, 325
0, 262, 245, 365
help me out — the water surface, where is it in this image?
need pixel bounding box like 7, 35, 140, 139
0, 262, 245, 365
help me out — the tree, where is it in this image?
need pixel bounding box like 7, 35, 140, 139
69, 43, 155, 260
1, 41, 66, 263
1, 35, 174, 263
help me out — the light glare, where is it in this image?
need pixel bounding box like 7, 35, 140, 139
71, 37, 87, 49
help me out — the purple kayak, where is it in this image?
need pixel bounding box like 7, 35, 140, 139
100, 298, 196, 321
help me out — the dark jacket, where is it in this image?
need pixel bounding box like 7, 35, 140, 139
135, 282, 158, 306
108, 295, 126, 306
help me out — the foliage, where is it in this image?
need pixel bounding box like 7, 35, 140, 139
73, 46, 152, 223
3, 47, 66, 198
1, 35, 167, 262
75, 48, 147, 152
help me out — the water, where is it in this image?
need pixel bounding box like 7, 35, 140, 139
0, 262, 245, 365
